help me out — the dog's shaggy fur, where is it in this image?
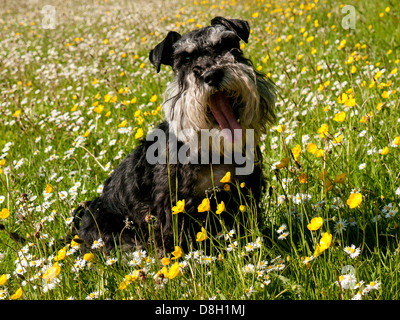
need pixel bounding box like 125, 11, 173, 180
73, 17, 276, 254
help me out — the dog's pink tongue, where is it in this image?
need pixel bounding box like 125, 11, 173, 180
209, 91, 243, 142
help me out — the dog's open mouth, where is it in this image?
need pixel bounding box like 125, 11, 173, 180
208, 91, 243, 142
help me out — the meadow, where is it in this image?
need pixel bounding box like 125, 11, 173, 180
0, 0, 399, 300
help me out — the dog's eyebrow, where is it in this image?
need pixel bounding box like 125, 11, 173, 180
174, 38, 198, 55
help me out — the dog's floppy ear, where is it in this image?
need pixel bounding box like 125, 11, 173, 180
211, 16, 250, 43
149, 31, 181, 73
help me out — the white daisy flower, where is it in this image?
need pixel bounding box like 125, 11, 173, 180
344, 244, 361, 259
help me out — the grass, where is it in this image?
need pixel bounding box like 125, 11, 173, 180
0, 0, 400, 300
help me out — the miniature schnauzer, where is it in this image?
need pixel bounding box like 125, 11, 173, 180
74, 16, 276, 253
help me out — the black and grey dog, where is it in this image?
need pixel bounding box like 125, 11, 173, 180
74, 17, 276, 253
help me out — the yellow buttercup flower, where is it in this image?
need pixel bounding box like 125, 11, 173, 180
11, 287, 23, 300
311, 47, 317, 55
333, 134, 343, 144
104, 93, 111, 102
45, 184, 53, 194
127, 270, 140, 283
307, 217, 323, 231
118, 280, 128, 290
70, 235, 81, 248
166, 262, 181, 279
42, 262, 61, 282
318, 123, 329, 138
172, 200, 185, 215
13, 109, 22, 117
83, 253, 95, 262
338, 93, 348, 104
306, 35, 314, 42
347, 193, 362, 208
216, 201, 225, 214
171, 246, 183, 260
0, 274, 8, 286
198, 198, 210, 212
307, 142, 317, 154
344, 96, 356, 107
292, 144, 301, 161
276, 124, 286, 133
314, 232, 332, 257
118, 119, 127, 128
315, 149, 324, 158
360, 115, 368, 123
135, 128, 144, 140
220, 171, 231, 183
54, 246, 67, 261
345, 56, 353, 65
333, 111, 346, 122
380, 147, 389, 155
0, 208, 10, 219
161, 257, 171, 266
196, 227, 208, 242
118, 270, 140, 290
93, 104, 104, 113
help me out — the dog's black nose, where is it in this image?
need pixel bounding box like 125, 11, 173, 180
203, 69, 224, 87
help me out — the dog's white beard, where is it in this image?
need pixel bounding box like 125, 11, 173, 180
164, 73, 211, 143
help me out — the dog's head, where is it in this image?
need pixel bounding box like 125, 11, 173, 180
149, 17, 276, 145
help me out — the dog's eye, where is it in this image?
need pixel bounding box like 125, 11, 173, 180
182, 53, 192, 64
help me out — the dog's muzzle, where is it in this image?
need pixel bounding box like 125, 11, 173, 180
193, 64, 225, 88
203, 68, 224, 87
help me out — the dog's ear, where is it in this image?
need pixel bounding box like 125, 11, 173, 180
149, 31, 181, 73
211, 16, 250, 43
